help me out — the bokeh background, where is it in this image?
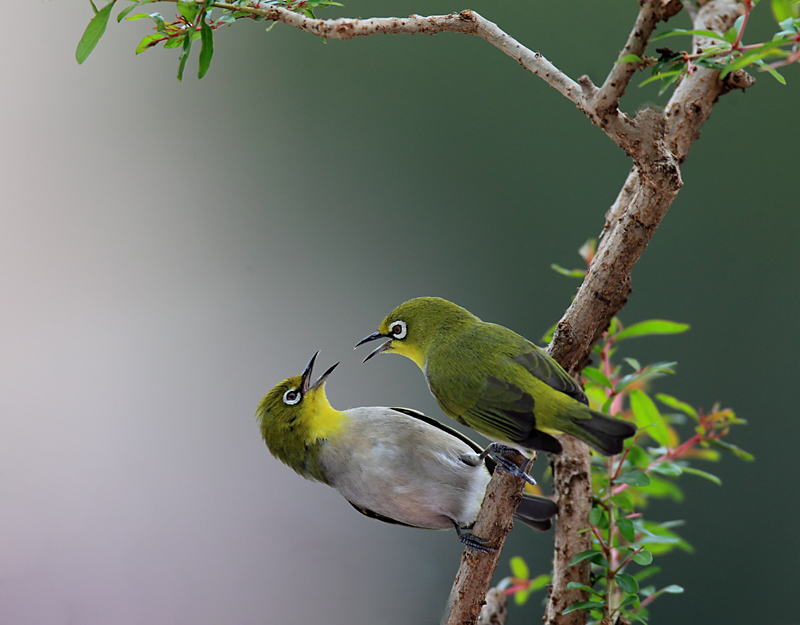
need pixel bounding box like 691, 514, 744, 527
2, 1, 797, 623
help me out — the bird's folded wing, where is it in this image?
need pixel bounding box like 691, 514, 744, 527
513, 348, 588, 405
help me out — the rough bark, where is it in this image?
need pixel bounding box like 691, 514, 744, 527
149, 1, 754, 622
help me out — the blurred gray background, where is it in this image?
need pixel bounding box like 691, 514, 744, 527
2, 1, 797, 623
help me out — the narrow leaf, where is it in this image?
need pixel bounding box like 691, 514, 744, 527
756, 58, 787, 84
661, 584, 685, 594
640, 69, 684, 88
551, 263, 586, 278
177, 28, 193, 81
583, 367, 613, 389
76, 1, 116, 64
198, 14, 214, 79
617, 54, 644, 64
529, 574, 551, 591
177, 0, 198, 21
652, 28, 729, 41
135, 33, 164, 54
681, 466, 722, 485
566, 582, 601, 595
630, 389, 671, 447
656, 393, 698, 421
562, 601, 605, 615
117, 4, 137, 21
624, 357, 641, 372
707, 438, 755, 461
569, 550, 610, 567
649, 461, 683, 477
616, 320, 689, 341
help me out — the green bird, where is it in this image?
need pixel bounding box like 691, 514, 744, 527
356, 297, 636, 458
256, 352, 558, 551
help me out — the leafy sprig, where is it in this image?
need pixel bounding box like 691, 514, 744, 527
76, 0, 343, 80
501, 248, 752, 621
631, 0, 800, 92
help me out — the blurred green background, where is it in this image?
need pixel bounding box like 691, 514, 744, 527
1, 1, 797, 623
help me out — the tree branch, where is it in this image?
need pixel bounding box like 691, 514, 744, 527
142, 1, 753, 622
544, 2, 748, 624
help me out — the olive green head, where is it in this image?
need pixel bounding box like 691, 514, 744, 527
356, 297, 480, 370
255, 352, 342, 479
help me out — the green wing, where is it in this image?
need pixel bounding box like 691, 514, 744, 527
513, 346, 588, 405
464, 376, 563, 453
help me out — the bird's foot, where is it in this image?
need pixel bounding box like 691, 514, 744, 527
480, 443, 537, 486
453, 522, 498, 553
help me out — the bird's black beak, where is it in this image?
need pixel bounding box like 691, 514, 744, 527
300, 351, 319, 393
355, 331, 391, 363
311, 361, 339, 390
301, 351, 339, 392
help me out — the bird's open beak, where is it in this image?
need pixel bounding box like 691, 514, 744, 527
301, 351, 339, 392
355, 331, 392, 363
312, 361, 339, 389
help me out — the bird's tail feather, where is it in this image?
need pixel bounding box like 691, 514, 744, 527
567, 406, 637, 456
513, 495, 558, 532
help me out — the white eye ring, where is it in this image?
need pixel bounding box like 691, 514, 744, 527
389, 320, 407, 340
283, 388, 302, 405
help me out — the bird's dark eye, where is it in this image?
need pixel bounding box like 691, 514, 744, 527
390, 320, 407, 339
283, 388, 302, 405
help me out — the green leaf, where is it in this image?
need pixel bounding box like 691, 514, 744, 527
135, 32, 164, 54
616, 573, 639, 594
640, 475, 684, 502
707, 438, 755, 461
566, 582, 602, 595
510, 556, 529, 580
616, 469, 651, 487
634, 565, 661, 582
617, 517, 636, 543
569, 550, 610, 568
616, 320, 689, 341
661, 584, 685, 594
755, 58, 787, 84
640, 69, 684, 88
117, 4, 137, 21
583, 367, 613, 389
630, 390, 671, 447
634, 521, 693, 555
655, 393, 698, 421
617, 54, 644, 64
562, 601, 606, 615
632, 550, 653, 565
619, 593, 640, 609
589, 506, 605, 527
198, 14, 214, 79
177, 0, 198, 22
76, 0, 116, 64
551, 263, 586, 278
723, 25, 739, 42
611, 492, 634, 511
625, 445, 651, 470
529, 573, 551, 592
177, 27, 193, 81
120, 0, 160, 22
649, 461, 683, 477
624, 357, 641, 372
617, 362, 676, 393
681, 466, 722, 485
652, 28, 729, 42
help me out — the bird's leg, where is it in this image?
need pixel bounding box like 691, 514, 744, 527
478, 443, 537, 486
452, 521, 497, 553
